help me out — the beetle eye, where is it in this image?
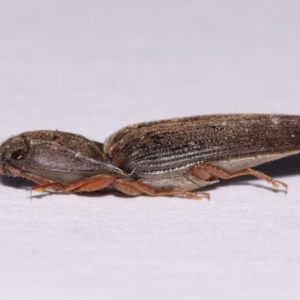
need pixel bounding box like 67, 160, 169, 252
11, 149, 27, 160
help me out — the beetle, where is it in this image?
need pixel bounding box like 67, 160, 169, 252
0, 114, 300, 199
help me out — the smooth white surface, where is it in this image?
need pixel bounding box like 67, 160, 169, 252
1, 1, 300, 299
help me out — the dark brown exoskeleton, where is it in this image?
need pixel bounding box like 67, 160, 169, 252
1, 114, 300, 199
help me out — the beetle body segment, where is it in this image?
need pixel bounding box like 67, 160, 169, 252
0, 130, 126, 183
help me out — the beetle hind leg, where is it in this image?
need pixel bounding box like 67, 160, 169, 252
192, 164, 288, 191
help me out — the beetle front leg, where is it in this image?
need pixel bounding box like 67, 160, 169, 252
6, 162, 57, 187
29, 174, 115, 193
192, 164, 288, 191
7, 163, 70, 193
113, 179, 210, 200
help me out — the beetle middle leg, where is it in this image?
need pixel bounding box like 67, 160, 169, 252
112, 179, 210, 200
191, 164, 288, 191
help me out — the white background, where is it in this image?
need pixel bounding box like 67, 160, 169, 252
1, 1, 300, 299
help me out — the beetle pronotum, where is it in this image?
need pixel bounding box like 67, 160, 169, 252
0, 114, 300, 199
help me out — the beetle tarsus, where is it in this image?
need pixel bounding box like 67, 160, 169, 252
28, 182, 65, 193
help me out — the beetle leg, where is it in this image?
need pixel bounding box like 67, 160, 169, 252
6, 162, 68, 192
113, 179, 210, 200
6, 162, 54, 186
192, 164, 288, 191
6, 160, 115, 193
28, 182, 66, 192
6, 161, 209, 199
71, 174, 114, 192
29, 174, 115, 193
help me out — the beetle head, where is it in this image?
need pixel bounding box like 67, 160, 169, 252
0, 134, 29, 175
